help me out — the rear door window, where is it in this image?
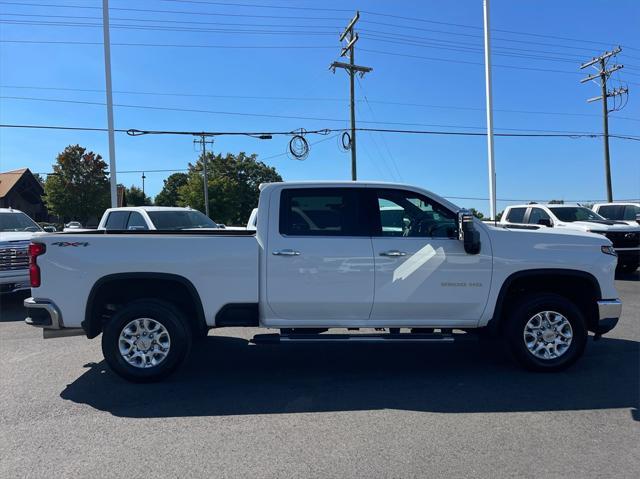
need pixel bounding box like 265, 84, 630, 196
597, 205, 624, 219
527, 208, 551, 225
506, 207, 526, 223
279, 188, 366, 236
623, 205, 640, 221
104, 211, 130, 230
126, 212, 149, 230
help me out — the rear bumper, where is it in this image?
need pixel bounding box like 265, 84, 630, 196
24, 297, 84, 338
595, 299, 622, 335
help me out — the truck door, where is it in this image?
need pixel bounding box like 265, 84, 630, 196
266, 187, 374, 321
369, 188, 492, 323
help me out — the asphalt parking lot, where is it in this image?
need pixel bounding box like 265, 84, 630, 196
1, 275, 638, 478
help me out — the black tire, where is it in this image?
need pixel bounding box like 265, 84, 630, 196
102, 299, 192, 382
505, 293, 587, 372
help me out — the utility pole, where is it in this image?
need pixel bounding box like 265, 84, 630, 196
141, 171, 146, 195
482, 0, 497, 221
330, 11, 372, 181
102, 0, 117, 208
580, 46, 627, 202
194, 135, 214, 217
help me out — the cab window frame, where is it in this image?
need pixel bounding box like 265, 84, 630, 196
369, 188, 458, 239
278, 188, 370, 237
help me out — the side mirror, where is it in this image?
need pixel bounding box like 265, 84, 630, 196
458, 210, 481, 255
538, 218, 553, 227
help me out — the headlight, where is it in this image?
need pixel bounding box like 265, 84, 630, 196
601, 245, 617, 256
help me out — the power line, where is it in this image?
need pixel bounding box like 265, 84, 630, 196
3, 15, 633, 68
0, 19, 339, 36
360, 9, 639, 51
0, 39, 592, 75
7, 95, 634, 135
2, 123, 638, 141
4, 18, 638, 69
156, 0, 352, 13
360, 48, 584, 75
2, 84, 638, 122
0, 12, 343, 29
0, 39, 334, 49
3, 1, 637, 55
356, 77, 402, 181
0, 1, 347, 21
580, 47, 630, 202
147, 0, 639, 52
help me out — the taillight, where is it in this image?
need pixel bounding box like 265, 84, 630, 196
29, 242, 46, 288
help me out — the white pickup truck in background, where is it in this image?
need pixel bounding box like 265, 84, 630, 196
592, 202, 640, 227
97, 206, 221, 231
0, 208, 44, 294
501, 203, 640, 273
24, 182, 623, 382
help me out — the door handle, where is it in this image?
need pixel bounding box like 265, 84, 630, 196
272, 249, 301, 256
379, 250, 407, 257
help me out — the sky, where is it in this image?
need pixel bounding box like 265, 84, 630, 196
0, 0, 639, 217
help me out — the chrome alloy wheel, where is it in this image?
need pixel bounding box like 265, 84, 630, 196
118, 318, 171, 368
523, 311, 573, 360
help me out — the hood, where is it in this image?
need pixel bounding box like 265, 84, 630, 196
564, 220, 640, 232
487, 223, 611, 244
0, 231, 39, 243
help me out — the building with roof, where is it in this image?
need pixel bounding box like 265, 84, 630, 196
0, 168, 47, 221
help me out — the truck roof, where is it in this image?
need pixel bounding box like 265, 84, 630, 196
104, 206, 195, 212
259, 181, 461, 211
1, 207, 24, 213
593, 202, 640, 207
506, 203, 583, 209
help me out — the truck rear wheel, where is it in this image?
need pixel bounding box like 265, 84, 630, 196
505, 293, 587, 372
101, 299, 192, 382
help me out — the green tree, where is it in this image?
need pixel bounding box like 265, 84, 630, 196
179, 152, 282, 225
44, 145, 110, 223
33, 173, 45, 187
125, 185, 152, 206
470, 208, 484, 220
548, 199, 564, 204
155, 172, 188, 206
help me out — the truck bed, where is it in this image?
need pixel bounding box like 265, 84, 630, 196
33, 232, 259, 329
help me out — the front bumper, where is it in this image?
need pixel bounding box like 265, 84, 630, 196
595, 299, 622, 335
0, 272, 30, 294
615, 248, 640, 264
24, 297, 84, 338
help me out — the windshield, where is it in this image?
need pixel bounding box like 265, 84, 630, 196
0, 212, 42, 232
624, 205, 640, 220
549, 207, 606, 222
147, 210, 218, 230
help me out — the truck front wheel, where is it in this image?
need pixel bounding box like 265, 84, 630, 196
102, 299, 192, 382
505, 294, 587, 372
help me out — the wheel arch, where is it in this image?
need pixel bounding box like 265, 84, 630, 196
83, 272, 207, 339
488, 269, 602, 334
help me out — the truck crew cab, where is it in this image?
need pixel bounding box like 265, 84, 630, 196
24, 182, 622, 381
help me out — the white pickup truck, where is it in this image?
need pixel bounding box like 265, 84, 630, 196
97, 206, 221, 231
24, 182, 623, 382
0, 208, 44, 294
501, 203, 640, 273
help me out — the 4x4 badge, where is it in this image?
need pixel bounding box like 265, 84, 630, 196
52, 241, 89, 247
